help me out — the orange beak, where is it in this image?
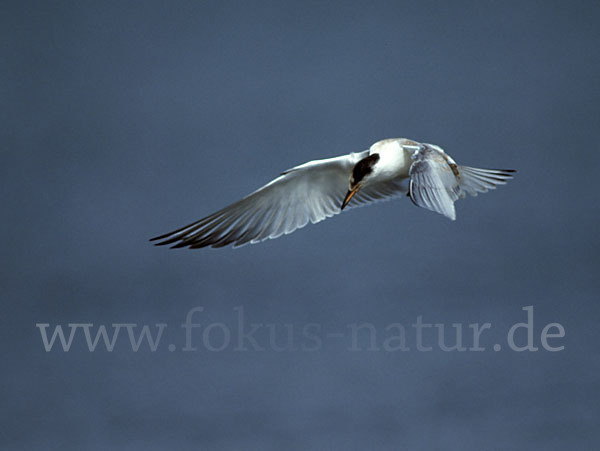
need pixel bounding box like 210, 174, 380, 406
341, 186, 360, 210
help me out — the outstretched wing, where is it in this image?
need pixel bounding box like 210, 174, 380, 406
150, 151, 406, 249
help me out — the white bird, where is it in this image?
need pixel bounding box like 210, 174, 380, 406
151, 138, 515, 249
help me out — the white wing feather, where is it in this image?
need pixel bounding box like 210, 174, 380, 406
457, 166, 515, 197
408, 146, 461, 220
151, 151, 406, 248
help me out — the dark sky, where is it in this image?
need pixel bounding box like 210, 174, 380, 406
3, 1, 599, 449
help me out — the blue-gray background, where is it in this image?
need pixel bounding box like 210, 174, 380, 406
3, 1, 599, 449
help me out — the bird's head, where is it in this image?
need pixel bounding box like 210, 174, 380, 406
341, 153, 381, 210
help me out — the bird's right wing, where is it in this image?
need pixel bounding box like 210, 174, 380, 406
408, 144, 516, 220
150, 151, 373, 249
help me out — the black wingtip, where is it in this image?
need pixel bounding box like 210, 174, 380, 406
149, 233, 175, 246
150, 233, 185, 248
149, 232, 173, 242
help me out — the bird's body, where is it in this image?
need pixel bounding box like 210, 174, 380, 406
151, 138, 515, 249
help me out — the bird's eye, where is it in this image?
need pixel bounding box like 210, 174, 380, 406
352, 154, 380, 183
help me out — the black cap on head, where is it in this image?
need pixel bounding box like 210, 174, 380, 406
351, 153, 380, 185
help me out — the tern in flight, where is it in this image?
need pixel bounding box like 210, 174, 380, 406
151, 138, 515, 249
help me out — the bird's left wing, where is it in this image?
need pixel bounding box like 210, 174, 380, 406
151, 151, 372, 248
408, 145, 461, 220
